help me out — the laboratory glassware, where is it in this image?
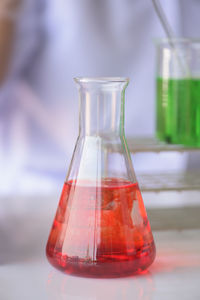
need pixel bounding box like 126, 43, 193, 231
46, 77, 156, 277
156, 39, 200, 146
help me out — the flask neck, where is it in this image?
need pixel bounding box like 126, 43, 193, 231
75, 78, 129, 138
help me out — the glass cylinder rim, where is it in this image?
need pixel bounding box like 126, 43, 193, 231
74, 77, 129, 84
154, 37, 200, 45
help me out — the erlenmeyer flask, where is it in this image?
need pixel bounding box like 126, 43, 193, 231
46, 77, 156, 278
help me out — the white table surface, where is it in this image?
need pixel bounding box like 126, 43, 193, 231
1, 192, 200, 300
1, 229, 200, 300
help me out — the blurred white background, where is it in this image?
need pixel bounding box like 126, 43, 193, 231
0, 0, 200, 197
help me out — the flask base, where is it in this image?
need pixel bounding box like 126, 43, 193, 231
46, 242, 156, 278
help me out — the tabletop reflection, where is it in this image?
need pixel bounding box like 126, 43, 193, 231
46, 270, 154, 300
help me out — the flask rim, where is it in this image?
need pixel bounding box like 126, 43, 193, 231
74, 77, 129, 84
154, 37, 200, 46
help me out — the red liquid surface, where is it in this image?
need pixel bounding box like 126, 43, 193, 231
46, 178, 155, 277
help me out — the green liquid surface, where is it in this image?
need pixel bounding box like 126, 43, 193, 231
156, 77, 200, 147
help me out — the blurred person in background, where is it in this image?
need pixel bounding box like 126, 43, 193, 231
0, 0, 46, 194
0, 0, 200, 196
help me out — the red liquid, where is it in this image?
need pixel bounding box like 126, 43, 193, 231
46, 178, 155, 277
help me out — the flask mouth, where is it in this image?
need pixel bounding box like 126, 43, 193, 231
74, 77, 129, 84
154, 37, 200, 46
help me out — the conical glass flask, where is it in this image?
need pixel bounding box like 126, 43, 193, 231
46, 77, 156, 278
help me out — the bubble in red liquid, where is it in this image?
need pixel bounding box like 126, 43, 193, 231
46, 178, 156, 278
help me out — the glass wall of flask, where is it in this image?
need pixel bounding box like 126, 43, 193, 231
46, 77, 156, 278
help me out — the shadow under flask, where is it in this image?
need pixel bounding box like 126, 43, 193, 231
46, 77, 156, 277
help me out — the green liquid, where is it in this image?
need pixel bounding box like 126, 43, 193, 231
156, 78, 200, 147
